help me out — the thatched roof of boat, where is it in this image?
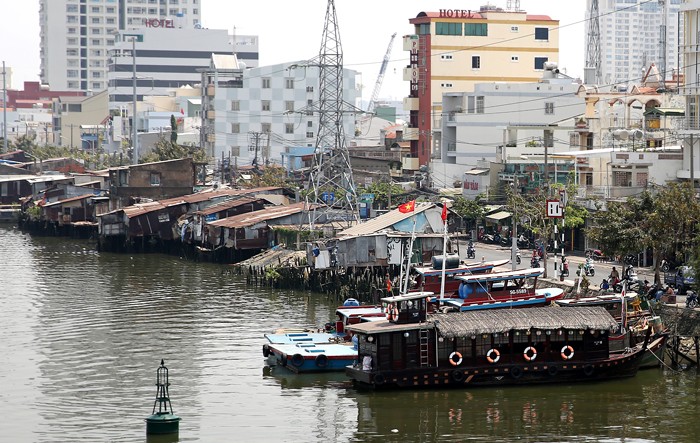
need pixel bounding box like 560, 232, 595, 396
431, 306, 618, 338
658, 305, 700, 336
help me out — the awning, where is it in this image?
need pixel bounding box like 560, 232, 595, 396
485, 211, 512, 223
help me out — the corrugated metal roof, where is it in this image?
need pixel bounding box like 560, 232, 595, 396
207, 202, 306, 229
337, 202, 434, 237
103, 187, 283, 219
42, 194, 96, 207
194, 197, 258, 216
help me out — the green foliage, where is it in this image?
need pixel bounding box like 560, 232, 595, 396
170, 115, 178, 144
588, 182, 700, 283
357, 181, 404, 209
451, 195, 484, 224
140, 137, 207, 164
240, 165, 292, 188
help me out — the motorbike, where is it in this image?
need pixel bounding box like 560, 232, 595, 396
517, 235, 532, 249
686, 291, 698, 309
482, 233, 494, 244
585, 248, 604, 260
530, 256, 541, 268
467, 244, 476, 259
560, 260, 570, 278
576, 262, 596, 277
515, 248, 521, 265
500, 236, 512, 247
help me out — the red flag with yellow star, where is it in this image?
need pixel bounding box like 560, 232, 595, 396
398, 200, 416, 213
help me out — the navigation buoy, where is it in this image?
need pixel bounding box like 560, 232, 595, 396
145, 359, 181, 435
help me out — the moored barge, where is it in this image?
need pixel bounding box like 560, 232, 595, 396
345, 293, 650, 389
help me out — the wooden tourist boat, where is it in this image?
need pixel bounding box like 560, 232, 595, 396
411, 258, 509, 295
433, 267, 564, 311
345, 292, 650, 389
555, 293, 668, 369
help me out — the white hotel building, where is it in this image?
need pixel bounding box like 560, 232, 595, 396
39, 0, 202, 93
201, 55, 360, 164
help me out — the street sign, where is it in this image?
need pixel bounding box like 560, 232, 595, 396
360, 193, 375, 202
546, 199, 563, 218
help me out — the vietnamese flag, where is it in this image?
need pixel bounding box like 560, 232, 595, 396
398, 200, 416, 213
441, 204, 448, 223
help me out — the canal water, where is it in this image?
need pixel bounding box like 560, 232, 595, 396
1, 226, 699, 442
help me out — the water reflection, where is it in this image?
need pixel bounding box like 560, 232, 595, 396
1, 227, 700, 442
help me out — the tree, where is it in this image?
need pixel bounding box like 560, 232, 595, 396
357, 181, 403, 210
505, 177, 586, 278
240, 164, 292, 188
140, 137, 207, 164
588, 183, 700, 284
451, 195, 484, 232
170, 114, 178, 145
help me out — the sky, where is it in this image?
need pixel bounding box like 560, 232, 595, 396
0, 0, 586, 101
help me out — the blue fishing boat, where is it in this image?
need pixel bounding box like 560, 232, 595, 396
266, 341, 359, 373
434, 267, 564, 312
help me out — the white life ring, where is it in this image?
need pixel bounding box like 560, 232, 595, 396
523, 346, 537, 362
560, 345, 574, 360
449, 351, 463, 366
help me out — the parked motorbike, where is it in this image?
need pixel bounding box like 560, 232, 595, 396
500, 236, 512, 247
515, 248, 521, 265
530, 256, 541, 268
585, 248, 604, 260
686, 291, 698, 309
482, 233, 494, 244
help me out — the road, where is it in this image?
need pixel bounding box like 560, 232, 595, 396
456, 240, 657, 287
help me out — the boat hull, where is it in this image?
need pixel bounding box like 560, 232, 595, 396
267, 342, 358, 373
346, 345, 646, 389
439, 287, 565, 311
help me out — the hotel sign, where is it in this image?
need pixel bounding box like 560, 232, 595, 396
439, 9, 476, 18
144, 18, 175, 28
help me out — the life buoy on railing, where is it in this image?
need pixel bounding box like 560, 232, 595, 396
486, 348, 500, 364
560, 345, 574, 360
523, 346, 537, 362
449, 351, 463, 366
391, 306, 399, 322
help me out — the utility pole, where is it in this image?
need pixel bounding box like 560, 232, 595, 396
131, 36, 139, 164
249, 131, 263, 170
2, 60, 7, 153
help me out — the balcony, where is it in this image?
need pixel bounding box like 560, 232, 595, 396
446, 142, 457, 152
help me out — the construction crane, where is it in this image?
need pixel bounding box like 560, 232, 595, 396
367, 32, 396, 114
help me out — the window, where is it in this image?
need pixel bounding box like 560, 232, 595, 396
511, 56, 519, 62
68, 81, 79, 89
67, 16, 78, 24
306, 132, 314, 138
231, 100, 240, 111
261, 123, 271, 133
91, 17, 101, 24
262, 78, 271, 88
535, 27, 549, 41
307, 121, 313, 128
285, 78, 294, 89
67, 48, 79, 57
306, 86, 314, 93
440, 54, 453, 61
511, 26, 519, 32
230, 146, 240, 156
476, 96, 484, 114
67, 70, 79, 78
261, 100, 270, 111
91, 28, 102, 35
285, 124, 294, 134
231, 123, 240, 133
534, 57, 548, 70
435, 22, 462, 35
91, 6, 101, 13
472, 55, 481, 69
67, 37, 78, 45
106, 7, 115, 13
285, 101, 294, 112
92, 82, 102, 89
150, 172, 161, 186
465, 23, 488, 36
545, 102, 554, 114
66, 4, 78, 12
440, 83, 453, 88
91, 71, 102, 78
418, 23, 430, 35
92, 39, 102, 46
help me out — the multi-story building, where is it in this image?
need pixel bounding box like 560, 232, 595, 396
587, 0, 681, 87
108, 27, 258, 106
404, 6, 560, 168
437, 66, 585, 186
681, 0, 700, 183
201, 55, 359, 165
39, 0, 202, 93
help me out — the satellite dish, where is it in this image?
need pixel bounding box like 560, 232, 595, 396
632, 129, 644, 140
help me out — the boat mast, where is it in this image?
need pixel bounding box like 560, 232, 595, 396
401, 215, 418, 294
439, 204, 449, 300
